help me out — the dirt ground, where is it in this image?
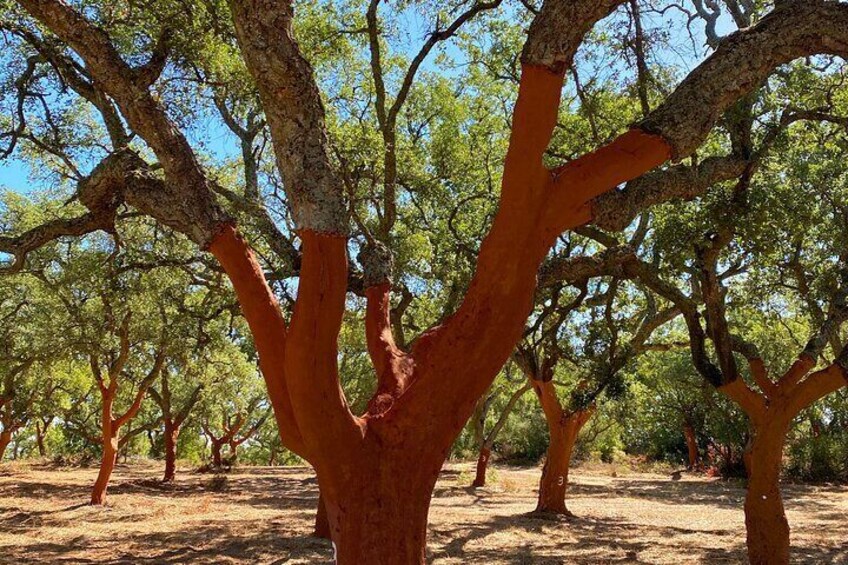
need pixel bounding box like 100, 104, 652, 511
0, 461, 845, 564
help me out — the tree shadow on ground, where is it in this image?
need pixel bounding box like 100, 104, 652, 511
2, 465, 845, 563
429, 511, 746, 564
5, 520, 335, 564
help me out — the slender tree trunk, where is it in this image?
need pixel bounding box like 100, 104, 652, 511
536, 409, 591, 515
0, 430, 11, 461
163, 419, 179, 482
92, 391, 118, 505
684, 422, 699, 470
313, 491, 331, 539
536, 425, 577, 515
227, 441, 238, 466
471, 446, 491, 488
211, 440, 223, 467
744, 425, 790, 565
91, 432, 118, 505
35, 424, 47, 457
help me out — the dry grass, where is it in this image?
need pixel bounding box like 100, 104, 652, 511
0, 460, 845, 564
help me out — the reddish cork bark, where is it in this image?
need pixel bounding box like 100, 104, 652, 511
684, 422, 700, 470
0, 430, 12, 461
531, 376, 594, 515
471, 447, 491, 488
163, 419, 180, 482
717, 360, 848, 565
208, 64, 670, 563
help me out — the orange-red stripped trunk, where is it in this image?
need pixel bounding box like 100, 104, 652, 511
536, 410, 592, 515
91, 435, 117, 504
684, 422, 699, 470
35, 425, 47, 457
717, 359, 848, 565
313, 492, 331, 539
208, 225, 310, 460
163, 419, 179, 482
91, 392, 117, 505
745, 423, 790, 565
472, 446, 491, 488
207, 63, 669, 564
0, 430, 11, 461
323, 66, 663, 563
325, 455, 440, 564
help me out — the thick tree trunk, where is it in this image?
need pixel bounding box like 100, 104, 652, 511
326, 467, 437, 565
163, 420, 179, 482
0, 430, 11, 461
744, 426, 790, 565
313, 492, 331, 539
471, 446, 491, 488
536, 425, 578, 515
91, 433, 118, 505
684, 422, 699, 470
91, 389, 120, 505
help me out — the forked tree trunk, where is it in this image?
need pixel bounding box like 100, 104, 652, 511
204, 60, 670, 563
471, 446, 491, 488
744, 424, 790, 565
0, 430, 11, 461
163, 419, 180, 482
684, 422, 699, 470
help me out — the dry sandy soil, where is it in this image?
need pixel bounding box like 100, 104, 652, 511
0, 461, 845, 564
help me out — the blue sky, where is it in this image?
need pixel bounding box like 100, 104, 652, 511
0, 159, 29, 193
0, 1, 726, 198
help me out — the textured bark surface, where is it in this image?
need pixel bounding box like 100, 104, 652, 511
227, 0, 347, 234
638, 1, 848, 160
591, 155, 748, 231
19, 0, 231, 246
357, 242, 394, 289
521, 0, 625, 72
